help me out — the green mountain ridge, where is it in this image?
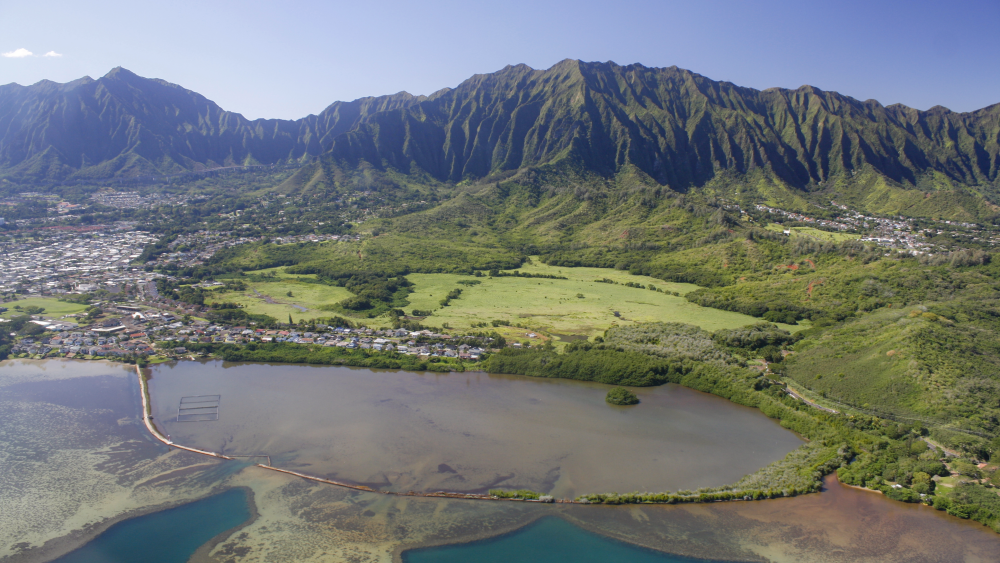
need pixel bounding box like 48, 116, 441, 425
0, 67, 424, 181
3, 60, 1000, 221
320, 60, 1000, 192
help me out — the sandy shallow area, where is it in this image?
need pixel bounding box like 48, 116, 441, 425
4, 358, 1000, 563
0, 360, 235, 562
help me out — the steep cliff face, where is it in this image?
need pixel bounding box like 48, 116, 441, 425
0, 67, 423, 180
2, 61, 998, 191
323, 60, 1000, 189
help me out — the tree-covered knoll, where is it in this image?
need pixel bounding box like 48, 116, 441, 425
484, 345, 694, 387
599, 323, 733, 364
278, 267, 413, 318
784, 301, 1000, 453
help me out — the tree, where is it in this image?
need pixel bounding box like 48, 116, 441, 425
911, 471, 934, 494
606, 387, 639, 405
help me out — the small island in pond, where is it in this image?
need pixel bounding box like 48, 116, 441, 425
606, 388, 639, 406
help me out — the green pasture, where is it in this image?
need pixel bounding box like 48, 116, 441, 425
0, 297, 89, 319
513, 259, 703, 294
765, 223, 861, 242
213, 278, 353, 322
406, 262, 798, 340
245, 266, 319, 280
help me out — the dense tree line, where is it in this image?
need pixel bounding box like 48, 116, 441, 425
281, 266, 413, 317
484, 346, 694, 387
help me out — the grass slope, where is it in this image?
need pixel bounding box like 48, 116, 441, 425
213, 274, 354, 322
764, 223, 861, 242
406, 262, 797, 339
0, 297, 88, 320
784, 305, 1000, 444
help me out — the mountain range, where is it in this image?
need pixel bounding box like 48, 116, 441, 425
2, 60, 998, 200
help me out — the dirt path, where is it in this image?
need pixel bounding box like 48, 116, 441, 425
252, 289, 308, 311
783, 381, 839, 414
252, 289, 276, 304
922, 436, 961, 458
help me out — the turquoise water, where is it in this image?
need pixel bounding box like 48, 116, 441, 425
51, 489, 250, 563
403, 517, 733, 563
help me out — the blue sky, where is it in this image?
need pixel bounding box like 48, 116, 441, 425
2, 0, 997, 119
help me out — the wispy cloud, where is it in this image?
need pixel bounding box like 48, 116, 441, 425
2, 48, 33, 58
43, 51, 62, 58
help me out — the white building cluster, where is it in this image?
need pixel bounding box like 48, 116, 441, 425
0, 230, 159, 294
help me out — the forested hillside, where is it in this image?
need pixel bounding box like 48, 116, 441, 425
317, 60, 1000, 204
4, 61, 1000, 223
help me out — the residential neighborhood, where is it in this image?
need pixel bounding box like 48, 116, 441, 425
6, 299, 491, 362
0, 229, 160, 294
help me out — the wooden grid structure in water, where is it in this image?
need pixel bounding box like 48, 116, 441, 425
177, 395, 221, 422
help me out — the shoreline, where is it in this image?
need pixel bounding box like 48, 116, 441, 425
188, 487, 260, 563
3, 356, 811, 509
838, 481, 884, 495
134, 360, 813, 507
1, 488, 248, 563
391, 513, 551, 563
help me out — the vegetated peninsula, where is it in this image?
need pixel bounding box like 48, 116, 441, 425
2, 60, 1000, 533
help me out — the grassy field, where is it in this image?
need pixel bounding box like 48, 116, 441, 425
765, 223, 861, 242
213, 277, 354, 322
0, 297, 89, 320
784, 305, 1000, 432
406, 261, 799, 341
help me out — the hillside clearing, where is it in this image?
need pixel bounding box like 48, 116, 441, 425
407, 262, 800, 339
213, 279, 353, 322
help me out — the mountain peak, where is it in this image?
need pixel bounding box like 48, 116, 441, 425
102, 67, 141, 81
1, 62, 998, 188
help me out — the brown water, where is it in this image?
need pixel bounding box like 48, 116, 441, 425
5, 358, 1000, 563
148, 360, 804, 498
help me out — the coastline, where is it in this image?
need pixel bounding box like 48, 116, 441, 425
1, 489, 250, 563
838, 481, 884, 495
391, 512, 550, 563
187, 487, 260, 563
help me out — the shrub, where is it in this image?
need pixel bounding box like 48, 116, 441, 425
488, 489, 540, 500
606, 387, 639, 405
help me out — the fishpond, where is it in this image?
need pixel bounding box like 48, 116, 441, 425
148, 360, 804, 498
4, 358, 1000, 563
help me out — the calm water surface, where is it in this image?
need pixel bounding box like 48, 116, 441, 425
6, 359, 1000, 563
403, 516, 733, 563
49, 489, 250, 563
149, 361, 804, 497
